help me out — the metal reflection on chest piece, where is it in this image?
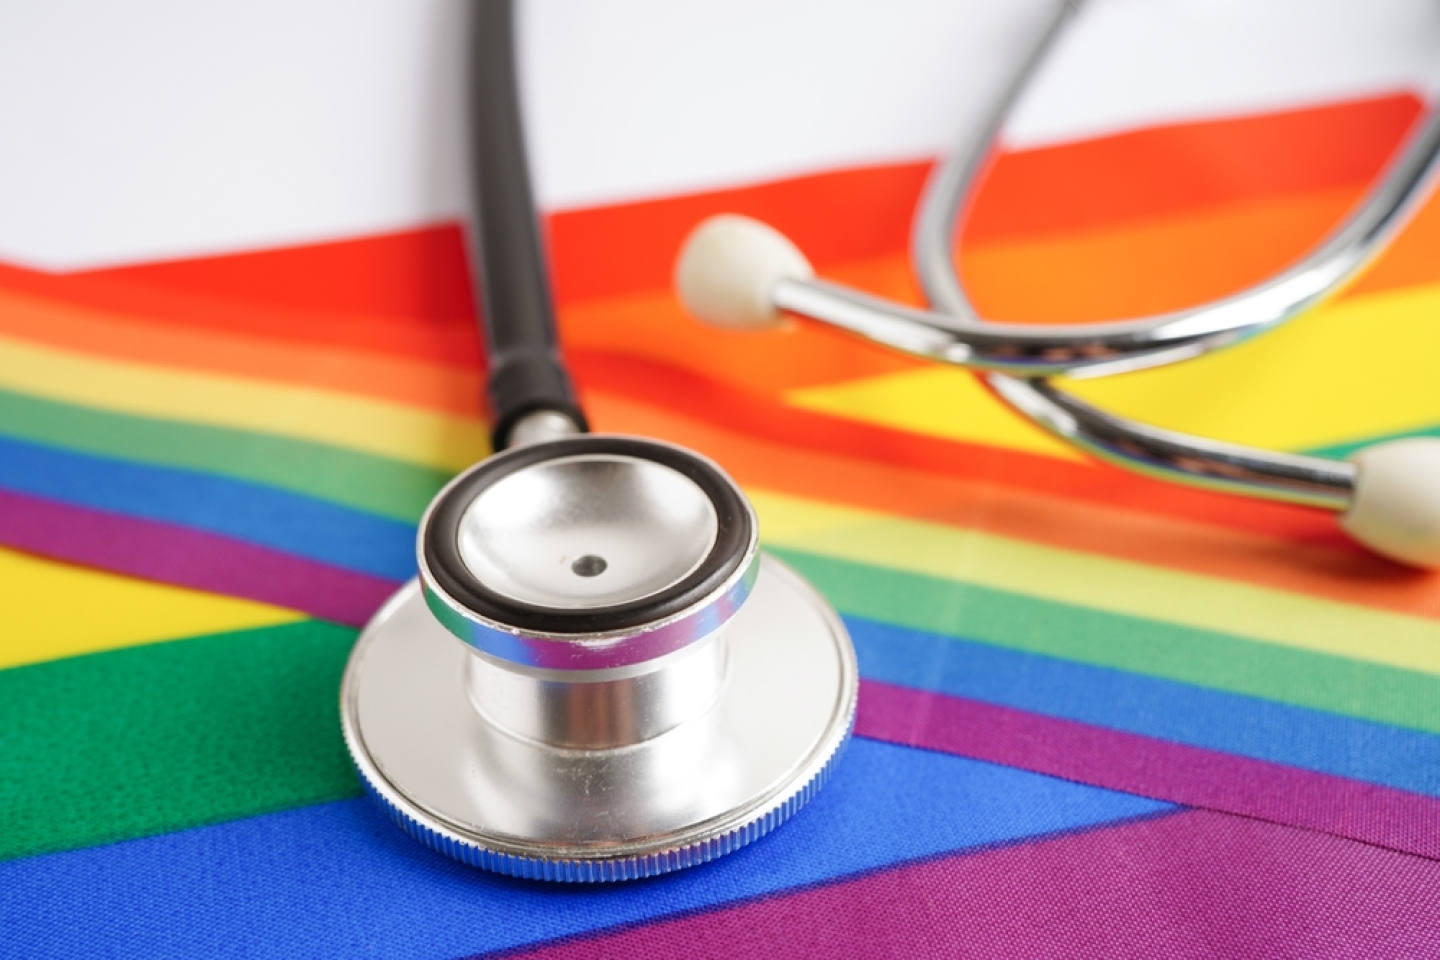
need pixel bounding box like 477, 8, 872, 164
455, 453, 719, 611
340, 436, 858, 882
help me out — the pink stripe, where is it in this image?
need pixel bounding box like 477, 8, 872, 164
0, 489, 394, 626
857, 680, 1440, 859
508, 810, 1440, 959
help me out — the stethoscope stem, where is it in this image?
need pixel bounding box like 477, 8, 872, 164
341, 0, 861, 883
506, 408, 585, 448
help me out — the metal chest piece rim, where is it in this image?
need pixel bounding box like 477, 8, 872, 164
340, 436, 858, 882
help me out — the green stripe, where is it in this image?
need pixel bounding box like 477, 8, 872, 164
0, 388, 449, 522
0, 622, 361, 862
7, 554, 1432, 864
773, 547, 1440, 736
1306, 423, 1440, 460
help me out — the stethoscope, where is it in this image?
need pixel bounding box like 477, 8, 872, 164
676, 0, 1440, 571
340, 0, 857, 883
343, 0, 1440, 885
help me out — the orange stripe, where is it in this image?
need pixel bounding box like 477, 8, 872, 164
581, 384, 1440, 621
0, 285, 483, 417
960, 186, 1364, 322
0, 181, 1391, 409
558, 283, 921, 395
555, 184, 1391, 391
567, 349, 1355, 549
1343, 181, 1440, 300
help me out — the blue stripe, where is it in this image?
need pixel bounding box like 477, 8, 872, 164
0, 435, 415, 580
0, 739, 1169, 959
5, 424, 1431, 795
848, 615, 1440, 797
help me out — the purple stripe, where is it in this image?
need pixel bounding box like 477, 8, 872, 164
857, 680, 1440, 859
0, 489, 395, 626
504, 809, 1440, 959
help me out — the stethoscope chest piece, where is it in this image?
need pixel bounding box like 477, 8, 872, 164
340, 436, 858, 882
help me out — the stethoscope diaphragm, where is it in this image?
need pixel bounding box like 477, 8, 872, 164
340, 436, 858, 881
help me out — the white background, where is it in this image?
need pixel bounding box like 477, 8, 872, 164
1, 0, 1437, 270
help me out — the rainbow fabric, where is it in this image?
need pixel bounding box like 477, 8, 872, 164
4, 92, 1440, 957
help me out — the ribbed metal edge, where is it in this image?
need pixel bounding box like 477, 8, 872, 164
344, 703, 854, 884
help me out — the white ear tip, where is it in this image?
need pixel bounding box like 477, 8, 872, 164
674, 215, 814, 331
1339, 437, 1440, 569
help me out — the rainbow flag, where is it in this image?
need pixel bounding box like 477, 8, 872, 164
4, 15, 1440, 956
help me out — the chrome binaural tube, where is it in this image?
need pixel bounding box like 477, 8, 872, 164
910, 3, 1440, 376
763, 0, 1440, 389
985, 376, 1357, 510
901, 0, 1440, 511
674, 0, 1440, 560
772, 275, 1221, 377
677, 3, 1440, 514
772, 83, 1440, 380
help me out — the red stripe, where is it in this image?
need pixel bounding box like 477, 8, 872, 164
551, 93, 1419, 303
77, 224, 478, 334
0, 489, 394, 627
573, 355, 1440, 621
968, 92, 1421, 243
571, 351, 1363, 549
856, 680, 1440, 859
504, 809, 1440, 959
0, 232, 482, 366
0, 93, 1418, 377
548, 163, 934, 305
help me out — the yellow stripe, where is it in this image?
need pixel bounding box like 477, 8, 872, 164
784, 366, 1083, 461
0, 546, 303, 670
1070, 282, 1440, 452
783, 281, 1440, 458
752, 489, 1440, 676
0, 335, 487, 471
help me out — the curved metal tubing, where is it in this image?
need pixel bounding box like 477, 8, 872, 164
776, 0, 1440, 382
773, 276, 1217, 377
912, 0, 1384, 510
986, 376, 1356, 510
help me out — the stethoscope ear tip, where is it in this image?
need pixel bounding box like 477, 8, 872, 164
1340, 437, 1440, 570
675, 214, 812, 331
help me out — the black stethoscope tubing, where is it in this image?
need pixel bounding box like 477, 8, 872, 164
467, 0, 587, 449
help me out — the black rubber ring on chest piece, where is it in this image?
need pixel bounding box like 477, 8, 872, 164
422, 437, 752, 636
